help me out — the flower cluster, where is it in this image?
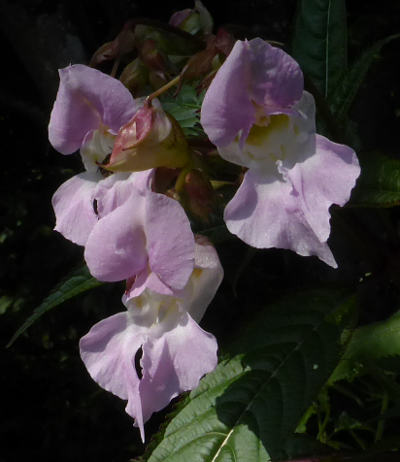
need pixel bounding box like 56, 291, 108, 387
48, 20, 359, 441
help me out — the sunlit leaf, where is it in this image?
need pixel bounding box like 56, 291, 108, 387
161, 84, 204, 137
147, 289, 356, 462
330, 310, 400, 383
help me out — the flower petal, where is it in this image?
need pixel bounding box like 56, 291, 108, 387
224, 169, 338, 267
52, 172, 100, 246
287, 135, 360, 243
138, 312, 218, 424
200, 38, 303, 147
84, 189, 148, 281
48, 64, 137, 154
145, 193, 195, 293
79, 311, 148, 441
181, 238, 224, 322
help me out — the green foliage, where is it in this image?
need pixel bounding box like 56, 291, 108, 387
329, 34, 400, 121
292, 0, 347, 99
330, 310, 400, 383
350, 152, 400, 208
147, 290, 356, 462
161, 84, 204, 137
7, 266, 102, 347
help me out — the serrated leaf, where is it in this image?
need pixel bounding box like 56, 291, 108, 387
7, 266, 102, 347
330, 310, 400, 383
161, 84, 204, 137
148, 290, 356, 462
292, 0, 347, 99
330, 34, 400, 121
350, 152, 400, 208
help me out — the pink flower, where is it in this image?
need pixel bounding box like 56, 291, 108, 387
80, 239, 223, 441
201, 39, 360, 267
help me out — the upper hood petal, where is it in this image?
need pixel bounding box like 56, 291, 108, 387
48, 64, 138, 154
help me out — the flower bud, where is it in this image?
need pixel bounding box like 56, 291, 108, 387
119, 58, 149, 95
89, 21, 136, 67
183, 169, 214, 222
169, 1, 213, 36
139, 39, 168, 72
106, 100, 190, 172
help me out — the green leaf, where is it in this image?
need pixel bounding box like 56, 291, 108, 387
148, 289, 356, 462
7, 266, 103, 347
161, 84, 204, 137
292, 0, 347, 99
330, 34, 400, 121
350, 152, 400, 208
330, 310, 400, 383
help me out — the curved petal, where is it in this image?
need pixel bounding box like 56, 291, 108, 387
52, 172, 100, 246
94, 170, 154, 218
201, 39, 255, 147
217, 91, 316, 173
145, 193, 195, 293
181, 238, 224, 322
84, 190, 148, 281
248, 38, 303, 112
224, 169, 337, 267
200, 38, 303, 148
287, 134, 360, 243
79, 311, 148, 441
48, 64, 137, 154
138, 312, 218, 424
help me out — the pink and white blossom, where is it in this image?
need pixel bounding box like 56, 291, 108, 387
201, 38, 360, 267
80, 239, 223, 441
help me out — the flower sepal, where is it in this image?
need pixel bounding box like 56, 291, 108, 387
106, 100, 190, 172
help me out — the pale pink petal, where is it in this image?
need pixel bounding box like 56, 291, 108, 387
48, 64, 137, 154
248, 38, 303, 113
200, 38, 303, 147
95, 170, 154, 218
52, 172, 100, 246
138, 312, 218, 424
84, 190, 148, 281
182, 238, 224, 322
287, 135, 360, 243
200, 39, 256, 147
224, 169, 337, 267
145, 193, 195, 292
79, 311, 148, 441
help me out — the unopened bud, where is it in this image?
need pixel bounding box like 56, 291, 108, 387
106, 100, 189, 172
89, 21, 136, 67
169, 1, 213, 36
148, 70, 169, 90
119, 58, 149, 95
139, 39, 167, 72
183, 169, 214, 222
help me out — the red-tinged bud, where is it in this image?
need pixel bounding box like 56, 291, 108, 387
89, 21, 136, 67
139, 39, 167, 72
215, 27, 235, 56
119, 58, 149, 95
181, 35, 217, 81
106, 100, 190, 172
148, 70, 169, 90
183, 169, 214, 223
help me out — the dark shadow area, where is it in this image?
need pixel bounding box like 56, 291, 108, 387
1, 0, 399, 461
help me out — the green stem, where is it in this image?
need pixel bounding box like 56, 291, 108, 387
375, 389, 389, 442
147, 75, 181, 102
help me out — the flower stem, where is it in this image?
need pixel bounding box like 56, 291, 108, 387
147, 75, 181, 102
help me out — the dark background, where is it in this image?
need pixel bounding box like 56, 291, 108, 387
1, 0, 399, 461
